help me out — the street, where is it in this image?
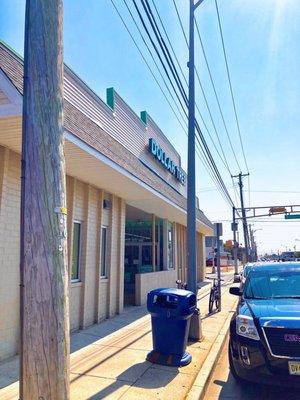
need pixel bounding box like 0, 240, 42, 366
203, 337, 299, 400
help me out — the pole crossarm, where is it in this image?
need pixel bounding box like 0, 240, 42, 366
231, 173, 249, 179
234, 205, 300, 220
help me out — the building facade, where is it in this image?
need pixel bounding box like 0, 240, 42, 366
0, 41, 213, 361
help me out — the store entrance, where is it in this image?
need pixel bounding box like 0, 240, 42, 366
124, 205, 164, 306
124, 244, 139, 306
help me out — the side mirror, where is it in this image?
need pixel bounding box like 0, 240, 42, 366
229, 287, 242, 296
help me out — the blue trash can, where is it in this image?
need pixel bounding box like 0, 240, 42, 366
146, 288, 197, 367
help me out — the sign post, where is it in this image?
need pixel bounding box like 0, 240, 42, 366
214, 223, 223, 312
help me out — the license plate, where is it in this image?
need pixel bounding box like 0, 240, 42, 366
288, 361, 300, 375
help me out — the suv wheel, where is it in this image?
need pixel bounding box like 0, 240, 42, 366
228, 341, 245, 384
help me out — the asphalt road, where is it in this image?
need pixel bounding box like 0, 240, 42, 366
203, 337, 299, 400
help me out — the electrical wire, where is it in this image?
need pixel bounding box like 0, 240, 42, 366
111, 0, 187, 132
171, 0, 232, 175
214, 0, 249, 173
194, 18, 242, 173
154, 0, 234, 176
171, 0, 240, 207
110, 0, 231, 206
138, 0, 236, 207
112, 0, 237, 209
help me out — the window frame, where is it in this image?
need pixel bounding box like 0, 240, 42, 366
71, 220, 82, 283
100, 225, 108, 278
167, 221, 175, 269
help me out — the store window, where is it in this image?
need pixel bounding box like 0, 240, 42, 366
72, 221, 81, 281
168, 222, 174, 269
100, 226, 108, 278
156, 218, 164, 271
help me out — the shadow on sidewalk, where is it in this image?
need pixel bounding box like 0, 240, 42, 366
71, 305, 149, 353
81, 361, 179, 399
0, 305, 149, 390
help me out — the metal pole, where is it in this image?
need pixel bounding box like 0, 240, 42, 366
187, 0, 203, 340
216, 228, 221, 312
187, 0, 197, 296
212, 237, 216, 274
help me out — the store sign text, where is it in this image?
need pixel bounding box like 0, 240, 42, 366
148, 138, 185, 185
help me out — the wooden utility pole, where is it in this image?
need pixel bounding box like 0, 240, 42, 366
232, 172, 250, 263
20, 0, 70, 399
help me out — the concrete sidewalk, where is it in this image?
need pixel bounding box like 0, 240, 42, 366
0, 281, 238, 400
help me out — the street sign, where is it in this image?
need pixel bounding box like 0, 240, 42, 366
285, 214, 300, 220
231, 222, 238, 232
214, 222, 223, 237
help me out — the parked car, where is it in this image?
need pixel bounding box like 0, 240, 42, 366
240, 263, 256, 287
229, 262, 300, 387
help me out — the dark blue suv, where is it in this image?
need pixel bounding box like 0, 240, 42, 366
229, 262, 300, 387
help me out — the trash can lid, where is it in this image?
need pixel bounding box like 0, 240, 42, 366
148, 288, 194, 297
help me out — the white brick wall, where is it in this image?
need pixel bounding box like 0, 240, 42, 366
0, 146, 127, 360
0, 146, 202, 361
0, 148, 21, 361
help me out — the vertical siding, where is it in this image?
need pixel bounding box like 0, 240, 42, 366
107, 195, 118, 317
80, 185, 98, 328
0, 148, 20, 360
0, 149, 127, 360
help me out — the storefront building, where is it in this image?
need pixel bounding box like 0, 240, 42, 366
0, 42, 213, 361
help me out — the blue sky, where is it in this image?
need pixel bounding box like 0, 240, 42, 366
1, 0, 300, 254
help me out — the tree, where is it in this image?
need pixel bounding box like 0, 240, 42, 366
20, 0, 70, 398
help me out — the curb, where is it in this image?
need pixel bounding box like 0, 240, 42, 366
185, 298, 238, 400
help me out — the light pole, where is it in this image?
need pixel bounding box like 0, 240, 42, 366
187, 0, 205, 340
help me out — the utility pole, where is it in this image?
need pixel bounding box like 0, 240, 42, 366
187, 0, 205, 340
232, 207, 239, 281
232, 173, 250, 263
20, 1, 70, 399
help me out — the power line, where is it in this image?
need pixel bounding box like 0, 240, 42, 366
150, 0, 187, 87
152, 0, 231, 175
171, 0, 233, 175
133, 0, 236, 208
172, 0, 240, 207
110, 0, 231, 206
153, 8, 245, 213
111, 0, 187, 131
131, 0, 188, 113
194, 18, 242, 173
112, 0, 237, 209
214, 0, 249, 173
